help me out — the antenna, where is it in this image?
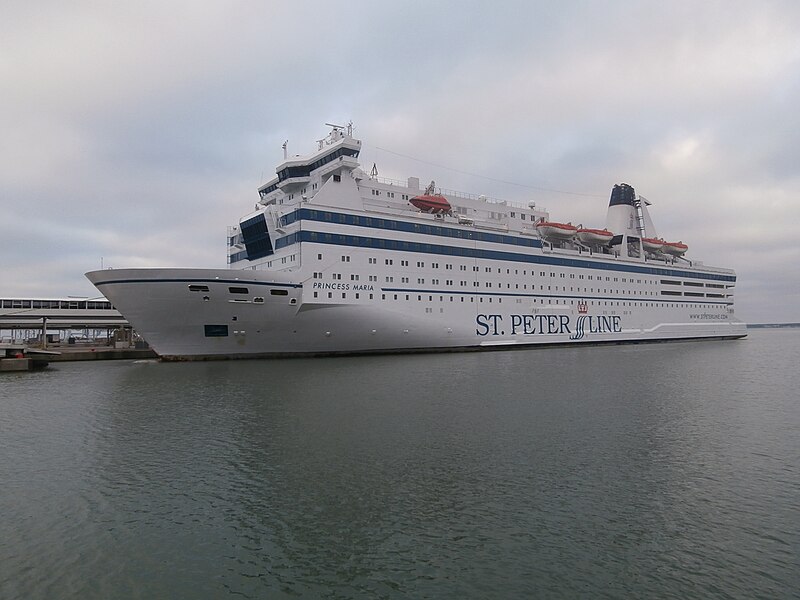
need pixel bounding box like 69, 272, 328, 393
324, 122, 346, 143
282, 140, 288, 159
370, 163, 378, 178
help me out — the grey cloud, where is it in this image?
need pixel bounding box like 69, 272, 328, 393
1, 0, 799, 324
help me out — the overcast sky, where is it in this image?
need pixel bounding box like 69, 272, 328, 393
2, 1, 799, 323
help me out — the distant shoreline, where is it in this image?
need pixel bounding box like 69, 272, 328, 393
747, 323, 800, 329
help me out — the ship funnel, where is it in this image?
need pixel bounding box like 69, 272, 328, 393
606, 183, 638, 241
605, 182, 655, 258
608, 183, 636, 207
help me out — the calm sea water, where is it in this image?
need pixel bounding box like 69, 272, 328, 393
1, 329, 798, 599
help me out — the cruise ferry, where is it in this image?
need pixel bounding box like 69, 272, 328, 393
86, 124, 746, 359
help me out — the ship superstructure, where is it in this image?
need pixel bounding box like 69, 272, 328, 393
87, 124, 746, 359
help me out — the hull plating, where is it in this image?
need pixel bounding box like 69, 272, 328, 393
87, 267, 746, 360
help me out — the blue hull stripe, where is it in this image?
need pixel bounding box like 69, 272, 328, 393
278, 208, 543, 250
92, 278, 302, 289
273, 230, 735, 283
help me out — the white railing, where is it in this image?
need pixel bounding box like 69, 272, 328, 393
369, 176, 545, 212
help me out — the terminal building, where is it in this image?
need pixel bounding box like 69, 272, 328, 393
0, 297, 132, 345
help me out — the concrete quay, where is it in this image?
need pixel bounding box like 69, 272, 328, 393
2, 344, 157, 371
47, 346, 158, 361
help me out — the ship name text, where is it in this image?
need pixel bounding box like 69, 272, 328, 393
311, 282, 374, 291
476, 314, 622, 340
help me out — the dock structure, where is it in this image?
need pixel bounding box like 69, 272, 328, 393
0, 345, 60, 371
0, 296, 133, 348
0, 343, 155, 370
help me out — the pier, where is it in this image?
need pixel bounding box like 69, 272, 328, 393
1, 343, 156, 371
1, 296, 157, 367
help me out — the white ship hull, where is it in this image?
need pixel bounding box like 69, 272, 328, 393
86, 126, 746, 360
87, 262, 745, 360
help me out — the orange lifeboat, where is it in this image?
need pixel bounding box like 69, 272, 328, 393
576, 227, 614, 245
409, 194, 452, 214
663, 241, 688, 256
536, 220, 578, 240
642, 237, 665, 253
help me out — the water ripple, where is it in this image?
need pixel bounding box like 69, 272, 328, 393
1, 331, 799, 599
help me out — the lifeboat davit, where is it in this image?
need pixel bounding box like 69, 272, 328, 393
536, 221, 578, 240
663, 241, 688, 257
576, 227, 614, 245
642, 237, 665, 253
409, 194, 452, 214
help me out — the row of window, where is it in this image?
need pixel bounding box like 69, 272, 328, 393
319, 255, 726, 295
187, 285, 289, 297
277, 208, 544, 250
662, 279, 724, 288
314, 251, 732, 304
240, 254, 298, 268
179, 277, 726, 307
0, 300, 114, 310
369, 189, 408, 200
309, 289, 725, 311
275, 147, 359, 183
489, 210, 533, 221
275, 230, 734, 282
330, 256, 681, 287
323, 271, 667, 297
